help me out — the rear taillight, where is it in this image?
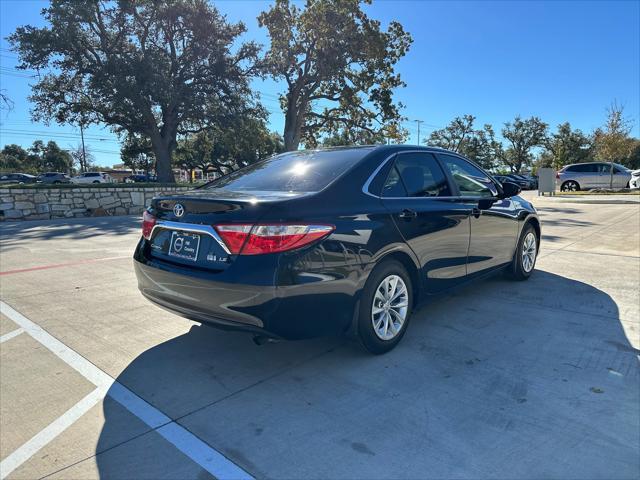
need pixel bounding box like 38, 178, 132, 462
556, 172, 560, 179
214, 224, 334, 255
142, 210, 156, 240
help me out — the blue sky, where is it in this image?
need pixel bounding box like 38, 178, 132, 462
1, 0, 638, 167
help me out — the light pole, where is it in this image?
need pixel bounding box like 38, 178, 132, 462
415, 119, 424, 145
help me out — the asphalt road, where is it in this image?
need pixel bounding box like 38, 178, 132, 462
1, 191, 638, 479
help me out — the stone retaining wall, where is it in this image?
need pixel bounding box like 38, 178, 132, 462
0, 186, 193, 221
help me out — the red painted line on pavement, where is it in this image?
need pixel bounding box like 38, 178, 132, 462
0, 256, 131, 276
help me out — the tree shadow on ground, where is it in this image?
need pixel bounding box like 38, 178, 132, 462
535, 206, 582, 215
93, 271, 639, 479
0, 216, 140, 248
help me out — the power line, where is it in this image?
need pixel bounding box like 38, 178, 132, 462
0, 128, 119, 142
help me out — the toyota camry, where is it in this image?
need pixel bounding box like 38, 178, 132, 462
134, 145, 540, 353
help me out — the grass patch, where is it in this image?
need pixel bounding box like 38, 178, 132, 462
557, 189, 640, 196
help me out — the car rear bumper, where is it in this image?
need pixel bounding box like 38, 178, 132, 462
133, 243, 364, 340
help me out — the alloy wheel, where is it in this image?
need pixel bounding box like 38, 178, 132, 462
562, 181, 578, 192
371, 274, 409, 341
522, 232, 537, 273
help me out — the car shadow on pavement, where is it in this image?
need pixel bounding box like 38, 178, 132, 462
95, 270, 639, 479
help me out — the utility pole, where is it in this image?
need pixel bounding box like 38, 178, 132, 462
415, 119, 424, 145
79, 121, 87, 172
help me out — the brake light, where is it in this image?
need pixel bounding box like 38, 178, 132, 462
142, 210, 156, 240
556, 172, 560, 179
214, 224, 334, 255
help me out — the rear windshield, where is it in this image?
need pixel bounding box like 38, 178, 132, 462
204, 149, 370, 193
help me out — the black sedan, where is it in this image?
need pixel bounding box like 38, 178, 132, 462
0, 173, 37, 185
495, 174, 533, 190
134, 146, 540, 353
125, 174, 157, 183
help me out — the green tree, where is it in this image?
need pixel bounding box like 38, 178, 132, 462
176, 116, 283, 179
0, 144, 34, 173
539, 122, 593, 169
10, 0, 260, 182
208, 117, 284, 175
258, 0, 412, 151
496, 116, 548, 173
176, 132, 213, 183
321, 122, 407, 147
29, 140, 73, 172
627, 140, 640, 170
593, 102, 638, 187
121, 134, 156, 175
426, 115, 495, 169
593, 102, 636, 166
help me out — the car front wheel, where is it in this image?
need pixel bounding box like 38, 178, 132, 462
507, 224, 538, 281
357, 260, 413, 354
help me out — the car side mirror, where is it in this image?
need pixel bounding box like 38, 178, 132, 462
498, 181, 521, 199
478, 198, 496, 210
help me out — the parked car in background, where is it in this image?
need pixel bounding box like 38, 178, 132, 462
134, 145, 540, 354
629, 169, 640, 190
71, 171, 113, 184
519, 173, 538, 189
37, 172, 72, 184
557, 162, 631, 191
0, 173, 37, 185
495, 174, 532, 190
125, 174, 157, 183
509, 174, 537, 190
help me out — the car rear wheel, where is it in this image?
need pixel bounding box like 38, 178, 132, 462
357, 260, 413, 354
507, 223, 538, 281
561, 180, 580, 192
92, 180, 100, 184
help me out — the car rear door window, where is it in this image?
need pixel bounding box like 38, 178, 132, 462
392, 152, 451, 197
381, 166, 407, 197
437, 154, 496, 197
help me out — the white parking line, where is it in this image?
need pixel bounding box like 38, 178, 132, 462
0, 301, 253, 480
0, 387, 108, 479
0, 328, 24, 343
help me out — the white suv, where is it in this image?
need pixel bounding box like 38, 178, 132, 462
557, 162, 631, 191
630, 169, 640, 189
71, 172, 113, 184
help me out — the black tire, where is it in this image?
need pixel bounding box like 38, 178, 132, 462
561, 180, 580, 192
93, 180, 100, 184
507, 223, 538, 281
357, 260, 413, 355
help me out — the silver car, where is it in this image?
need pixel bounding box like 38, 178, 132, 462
557, 162, 631, 191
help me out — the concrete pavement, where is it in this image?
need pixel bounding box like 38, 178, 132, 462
1, 193, 638, 479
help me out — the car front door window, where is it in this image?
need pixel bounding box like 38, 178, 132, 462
436, 154, 496, 197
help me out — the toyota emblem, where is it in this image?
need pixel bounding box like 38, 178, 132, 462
173, 203, 185, 217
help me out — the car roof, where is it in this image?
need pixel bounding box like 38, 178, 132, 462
300, 144, 464, 156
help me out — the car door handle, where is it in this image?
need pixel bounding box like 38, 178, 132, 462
398, 209, 418, 219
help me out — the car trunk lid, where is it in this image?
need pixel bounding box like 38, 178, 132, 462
146, 189, 309, 270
